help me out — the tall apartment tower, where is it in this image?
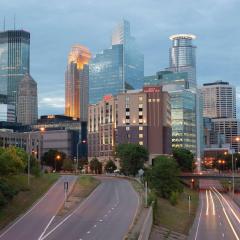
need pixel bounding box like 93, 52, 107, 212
202, 81, 239, 152
202, 81, 236, 119
0, 30, 30, 122
168, 34, 197, 88
65, 45, 91, 121
89, 20, 144, 104
17, 74, 38, 125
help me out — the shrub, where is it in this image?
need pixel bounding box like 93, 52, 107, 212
169, 191, 180, 206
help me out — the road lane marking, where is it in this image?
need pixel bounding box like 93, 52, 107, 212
0, 178, 63, 239
209, 190, 216, 215
40, 182, 103, 240
38, 216, 55, 240
211, 189, 239, 240
87, 231, 90, 234
222, 233, 225, 238
206, 190, 209, 215
212, 187, 240, 225
194, 192, 204, 240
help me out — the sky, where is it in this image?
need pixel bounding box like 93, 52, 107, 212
1, 0, 240, 116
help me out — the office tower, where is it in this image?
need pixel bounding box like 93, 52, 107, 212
88, 86, 171, 165
168, 34, 196, 88
202, 81, 236, 119
202, 81, 239, 152
0, 30, 30, 121
89, 20, 144, 104
145, 71, 198, 154
17, 74, 38, 125
65, 45, 91, 120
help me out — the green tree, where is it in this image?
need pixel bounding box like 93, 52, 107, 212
116, 143, 148, 176
0, 147, 27, 176
89, 157, 102, 174
149, 156, 183, 199
41, 149, 65, 171
62, 159, 74, 171
104, 160, 117, 173
172, 147, 194, 172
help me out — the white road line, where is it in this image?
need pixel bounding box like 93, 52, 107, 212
194, 192, 204, 240
0, 177, 62, 239
211, 189, 239, 240
213, 187, 240, 225
206, 190, 209, 216
40, 182, 103, 240
38, 216, 55, 240
209, 190, 216, 215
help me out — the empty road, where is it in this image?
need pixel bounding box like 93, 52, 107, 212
189, 181, 240, 240
40, 177, 139, 240
0, 175, 77, 240
0, 176, 139, 240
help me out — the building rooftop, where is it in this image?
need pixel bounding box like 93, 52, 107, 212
203, 80, 229, 86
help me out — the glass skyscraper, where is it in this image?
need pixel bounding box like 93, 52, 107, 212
168, 34, 196, 88
89, 20, 144, 104
0, 30, 30, 122
145, 70, 197, 154
65, 45, 91, 121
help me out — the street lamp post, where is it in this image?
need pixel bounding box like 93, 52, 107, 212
55, 155, 61, 172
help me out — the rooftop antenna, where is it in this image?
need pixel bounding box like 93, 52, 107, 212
3, 16, 5, 31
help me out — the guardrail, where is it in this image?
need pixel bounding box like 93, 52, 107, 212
138, 206, 153, 240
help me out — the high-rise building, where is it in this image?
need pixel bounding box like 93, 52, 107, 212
0, 30, 30, 121
202, 81, 236, 119
89, 20, 144, 104
145, 71, 198, 154
201, 81, 239, 152
168, 34, 196, 88
65, 45, 91, 121
17, 74, 38, 125
88, 86, 171, 165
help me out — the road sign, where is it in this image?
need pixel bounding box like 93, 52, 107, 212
138, 169, 144, 177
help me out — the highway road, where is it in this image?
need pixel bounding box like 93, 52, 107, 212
189, 186, 240, 240
0, 176, 139, 240
40, 177, 139, 240
0, 175, 77, 240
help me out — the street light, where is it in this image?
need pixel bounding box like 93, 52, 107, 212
55, 154, 61, 172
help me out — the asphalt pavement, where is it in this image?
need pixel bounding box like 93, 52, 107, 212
189, 181, 240, 240
0, 176, 139, 240
40, 177, 139, 240
0, 175, 77, 240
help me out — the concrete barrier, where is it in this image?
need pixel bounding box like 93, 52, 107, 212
138, 206, 153, 240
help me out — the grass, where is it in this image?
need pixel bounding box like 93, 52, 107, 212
155, 187, 199, 235
58, 175, 100, 216
0, 173, 59, 230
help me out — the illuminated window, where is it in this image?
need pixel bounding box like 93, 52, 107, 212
139, 134, 143, 138
139, 126, 143, 131
139, 96, 143, 101
157, 99, 160, 102
148, 99, 152, 103
139, 103, 143, 108
126, 126, 130, 131
139, 141, 143, 145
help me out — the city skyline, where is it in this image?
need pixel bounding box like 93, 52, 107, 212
1, 0, 239, 115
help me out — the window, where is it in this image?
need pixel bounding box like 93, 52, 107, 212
139, 119, 143, 124
139, 96, 143, 102
148, 99, 152, 103
139, 141, 143, 145
139, 104, 143, 108
139, 134, 143, 138
126, 126, 130, 131
139, 126, 143, 131
139, 111, 143, 116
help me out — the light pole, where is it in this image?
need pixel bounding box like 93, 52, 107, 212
55, 155, 61, 172
27, 132, 31, 185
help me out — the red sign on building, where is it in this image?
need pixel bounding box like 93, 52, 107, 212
143, 86, 161, 93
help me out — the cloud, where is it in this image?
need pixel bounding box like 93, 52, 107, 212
39, 97, 64, 108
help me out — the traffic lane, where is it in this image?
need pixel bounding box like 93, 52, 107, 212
0, 175, 77, 240
211, 188, 240, 238
41, 178, 138, 240
211, 189, 239, 240
84, 179, 138, 240
190, 190, 236, 240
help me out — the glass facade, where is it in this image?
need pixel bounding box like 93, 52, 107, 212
144, 70, 197, 154
89, 20, 144, 104
168, 34, 196, 88
0, 30, 30, 122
